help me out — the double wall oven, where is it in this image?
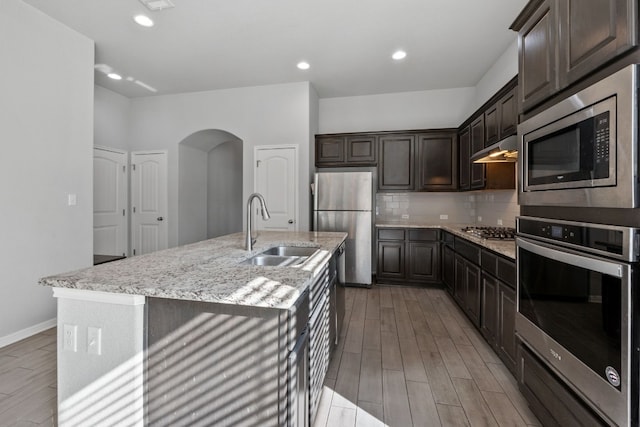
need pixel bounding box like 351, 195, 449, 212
517, 63, 640, 426
516, 217, 639, 426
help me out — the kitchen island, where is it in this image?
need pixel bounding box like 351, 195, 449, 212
40, 231, 347, 427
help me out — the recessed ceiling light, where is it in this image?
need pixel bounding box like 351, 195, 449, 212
107, 73, 122, 80
392, 50, 407, 60
134, 14, 154, 27
297, 61, 310, 70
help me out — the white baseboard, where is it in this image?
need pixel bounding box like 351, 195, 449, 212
0, 318, 57, 348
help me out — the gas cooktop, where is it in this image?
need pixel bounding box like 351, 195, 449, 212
461, 226, 516, 240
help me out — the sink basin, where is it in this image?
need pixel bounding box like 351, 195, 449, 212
261, 246, 319, 257
240, 246, 319, 267
241, 254, 308, 267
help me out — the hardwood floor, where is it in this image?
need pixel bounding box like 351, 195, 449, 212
0, 286, 539, 427
313, 286, 540, 427
0, 327, 57, 426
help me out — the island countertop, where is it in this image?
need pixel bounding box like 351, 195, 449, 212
40, 231, 347, 309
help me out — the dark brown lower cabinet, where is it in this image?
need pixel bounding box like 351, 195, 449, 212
454, 253, 481, 327
442, 244, 455, 294
377, 240, 405, 280
480, 274, 499, 344
498, 282, 517, 371
376, 228, 440, 285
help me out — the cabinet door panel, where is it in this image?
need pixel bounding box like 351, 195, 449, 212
407, 242, 439, 283
377, 241, 405, 279
316, 136, 344, 166
484, 104, 499, 146
454, 255, 466, 306
378, 135, 415, 190
498, 87, 518, 138
470, 116, 486, 189
559, 0, 637, 86
416, 133, 457, 191
465, 262, 481, 327
346, 135, 377, 164
498, 282, 517, 374
442, 245, 455, 294
480, 274, 498, 345
458, 127, 471, 190
519, 0, 557, 111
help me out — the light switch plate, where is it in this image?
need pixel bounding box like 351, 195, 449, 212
440, 214, 448, 220
88, 326, 102, 355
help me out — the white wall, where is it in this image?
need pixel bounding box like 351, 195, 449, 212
94, 85, 131, 151
318, 87, 476, 134
178, 144, 208, 245
0, 0, 94, 342
471, 39, 519, 113
208, 141, 243, 238
128, 82, 313, 248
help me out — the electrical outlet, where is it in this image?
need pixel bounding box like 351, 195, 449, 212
477, 216, 483, 222
497, 219, 503, 226
401, 214, 409, 219
88, 326, 102, 355
439, 214, 448, 220
63, 324, 77, 352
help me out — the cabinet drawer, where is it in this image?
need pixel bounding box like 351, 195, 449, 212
481, 250, 497, 276
409, 229, 439, 242
442, 231, 455, 246
377, 228, 405, 241
455, 237, 480, 265
497, 257, 516, 288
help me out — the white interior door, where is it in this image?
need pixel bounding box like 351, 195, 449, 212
93, 147, 128, 256
132, 151, 168, 255
254, 146, 297, 231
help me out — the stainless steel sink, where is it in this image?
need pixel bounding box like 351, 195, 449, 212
240, 246, 319, 267
261, 246, 319, 257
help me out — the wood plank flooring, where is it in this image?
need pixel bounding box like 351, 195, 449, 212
0, 286, 539, 427
314, 286, 540, 427
0, 327, 57, 427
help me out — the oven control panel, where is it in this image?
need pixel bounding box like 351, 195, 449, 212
516, 216, 638, 261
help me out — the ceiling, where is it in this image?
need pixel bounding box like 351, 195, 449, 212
23, 0, 528, 99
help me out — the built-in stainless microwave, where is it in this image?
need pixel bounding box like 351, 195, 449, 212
519, 64, 638, 208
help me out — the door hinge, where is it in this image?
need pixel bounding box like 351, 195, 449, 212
123, 209, 126, 216
256, 160, 261, 167
133, 206, 136, 213
133, 249, 136, 255
132, 164, 136, 171
122, 165, 126, 172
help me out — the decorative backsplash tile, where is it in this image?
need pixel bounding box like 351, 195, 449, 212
376, 189, 519, 226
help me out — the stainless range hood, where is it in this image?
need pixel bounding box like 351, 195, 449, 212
471, 134, 518, 163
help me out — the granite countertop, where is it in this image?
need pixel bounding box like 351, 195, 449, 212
375, 220, 515, 259
40, 231, 347, 309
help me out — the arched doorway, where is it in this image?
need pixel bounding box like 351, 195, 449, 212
178, 129, 243, 245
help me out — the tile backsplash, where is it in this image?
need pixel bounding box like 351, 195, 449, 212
376, 189, 519, 227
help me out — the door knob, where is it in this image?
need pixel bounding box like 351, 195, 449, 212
288, 219, 294, 224
157, 217, 164, 221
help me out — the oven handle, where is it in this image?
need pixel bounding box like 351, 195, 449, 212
517, 237, 624, 278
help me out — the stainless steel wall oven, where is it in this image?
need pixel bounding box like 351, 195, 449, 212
516, 216, 639, 426
518, 63, 638, 208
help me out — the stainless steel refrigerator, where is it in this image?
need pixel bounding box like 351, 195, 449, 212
314, 171, 372, 286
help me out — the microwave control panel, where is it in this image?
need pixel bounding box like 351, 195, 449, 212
593, 111, 610, 179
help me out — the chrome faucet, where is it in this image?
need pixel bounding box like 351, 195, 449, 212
246, 193, 271, 251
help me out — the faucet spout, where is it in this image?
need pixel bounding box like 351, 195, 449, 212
246, 193, 271, 251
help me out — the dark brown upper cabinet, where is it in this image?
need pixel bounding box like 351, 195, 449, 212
513, 0, 637, 112
558, 0, 637, 88
378, 134, 415, 191
315, 134, 377, 167
458, 127, 471, 191
415, 132, 458, 191
517, 0, 558, 112
484, 104, 499, 146
498, 87, 518, 138
469, 116, 486, 189
316, 136, 344, 165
